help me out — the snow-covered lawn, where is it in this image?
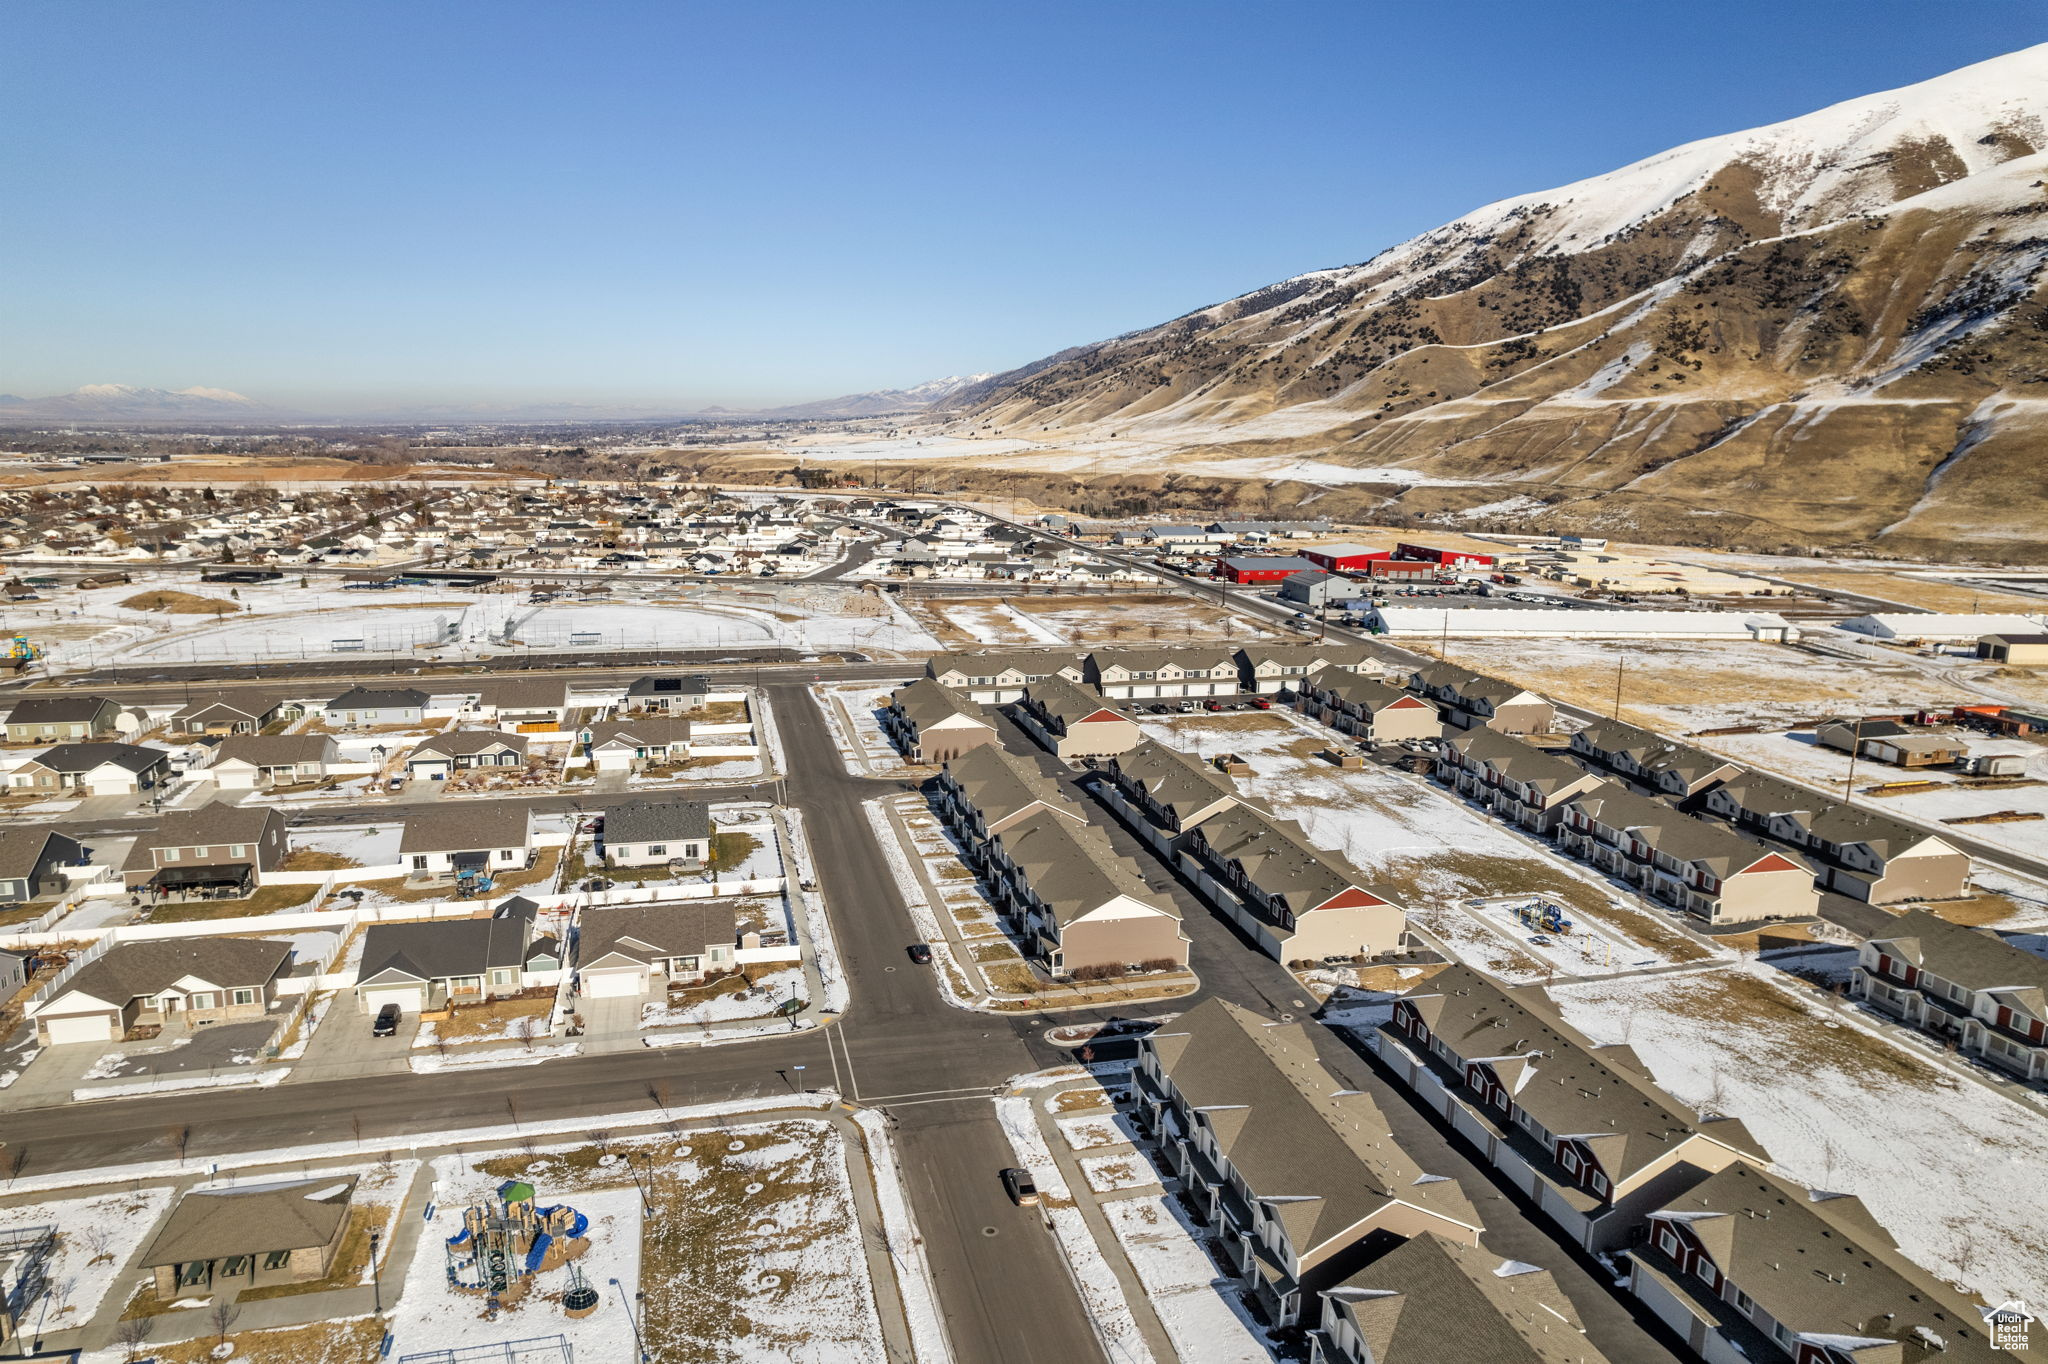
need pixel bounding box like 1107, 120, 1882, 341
641, 966, 804, 1029
809, 679, 921, 775
1080, 1151, 1161, 1194
0, 1187, 177, 1331
291, 823, 404, 867
1102, 1195, 1277, 1363
1548, 961, 2048, 1307
1055, 1113, 1137, 1151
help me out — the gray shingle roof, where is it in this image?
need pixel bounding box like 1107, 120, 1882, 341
26, 742, 164, 774
602, 798, 711, 846
578, 902, 732, 968
1326, 1232, 1609, 1364
410, 729, 528, 761
396, 803, 531, 855
358, 915, 540, 983
144, 1176, 357, 1267
51, 937, 294, 1010
6, 696, 116, 725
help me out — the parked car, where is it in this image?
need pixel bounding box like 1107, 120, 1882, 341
372, 1003, 402, 1037
1250, 697, 1273, 710
1000, 1167, 1040, 1206
907, 943, 933, 965
386, 775, 406, 792
1204, 700, 1225, 712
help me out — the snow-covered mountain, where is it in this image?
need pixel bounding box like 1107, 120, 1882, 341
953, 45, 2048, 556
762, 373, 996, 419
0, 385, 267, 421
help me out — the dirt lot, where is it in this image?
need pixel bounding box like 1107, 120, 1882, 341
1020, 592, 1279, 644
119, 589, 241, 614
1774, 568, 2048, 614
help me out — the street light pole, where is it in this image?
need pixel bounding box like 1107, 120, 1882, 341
369, 1228, 383, 1315
609, 1277, 648, 1362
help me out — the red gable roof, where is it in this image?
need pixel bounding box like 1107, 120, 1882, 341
1077, 709, 1129, 724
1309, 886, 1388, 912
1742, 853, 1803, 875
1387, 696, 1429, 709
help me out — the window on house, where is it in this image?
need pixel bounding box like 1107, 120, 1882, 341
220, 1256, 251, 1277
678, 955, 701, 972
1734, 1288, 1753, 1312
1657, 1228, 1679, 1257
231, 989, 255, 1006
179, 1262, 209, 1287
229, 844, 245, 858
499, 848, 516, 862
188, 992, 217, 1009
163, 847, 180, 861
193, 847, 209, 859
649, 844, 667, 856
263, 1250, 290, 1270
411, 855, 428, 871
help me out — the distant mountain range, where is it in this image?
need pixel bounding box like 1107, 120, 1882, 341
946, 45, 2048, 557
0, 374, 996, 426
0, 384, 267, 421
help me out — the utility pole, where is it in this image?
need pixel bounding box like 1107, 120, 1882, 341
1612, 655, 1625, 720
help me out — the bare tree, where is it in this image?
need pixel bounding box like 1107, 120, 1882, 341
81, 1224, 114, 1264
586, 1128, 613, 1156
166, 1126, 190, 1164
1, 1145, 25, 1187
514, 1012, 540, 1046
350, 1113, 364, 1149
209, 1298, 239, 1346
111, 1314, 152, 1361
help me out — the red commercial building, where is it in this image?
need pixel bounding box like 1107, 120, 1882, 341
1217, 555, 1320, 585
1366, 558, 1440, 581
1395, 541, 1495, 569
1301, 543, 1391, 572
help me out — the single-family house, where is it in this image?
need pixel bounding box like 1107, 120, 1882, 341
575, 902, 738, 997
169, 691, 288, 736
28, 937, 296, 1044
404, 730, 529, 780
143, 1177, 358, 1298
210, 734, 339, 790
121, 802, 289, 898
480, 677, 571, 730
398, 804, 532, 882
324, 686, 428, 727
601, 799, 711, 868
581, 716, 694, 771
3, 695, 120, 744
1011, 677, 1143, 760
622, 674, 711, 714
1626, 1163, 2004, 1364
1134, 1000, 1484, 1329
880, 679, 998, 763
1383, 966, 1767, 1252
0, 827, 87, 903
1854, 908, 2048, 1081
354, 899, 561, 1013
11, 742, 171, 795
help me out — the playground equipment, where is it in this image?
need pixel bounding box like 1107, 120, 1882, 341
1509, 899, 1574, 935
4, 636, 42, 669
444, 1181, 591, 1313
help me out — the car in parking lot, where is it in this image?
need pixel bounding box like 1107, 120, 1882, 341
906, 943, 933, 965
1000, 1167, 1040, 1206
1249, 697, 1273, 709
372, 1002, 402, 1037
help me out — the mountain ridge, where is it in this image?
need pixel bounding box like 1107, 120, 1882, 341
945, 45, 2048, 557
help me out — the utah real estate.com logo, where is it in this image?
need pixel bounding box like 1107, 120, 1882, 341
1988, 1300, 2035, 1352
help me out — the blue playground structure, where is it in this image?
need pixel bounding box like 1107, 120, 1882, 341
444, 1181, 592, 1313
1509, 898, 1574, 935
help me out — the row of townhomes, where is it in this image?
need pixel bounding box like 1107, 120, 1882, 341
925, 642, 1377, 703
1855, 909, 2048, 1082
1094, 738, 1411, 965
1134, 999, 1622, 1364
1379, 967, 2007, 1363
932, 745, 1189, 977
1415, 678, 1970, 922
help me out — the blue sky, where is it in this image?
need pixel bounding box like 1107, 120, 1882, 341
5, 1, 2041, 414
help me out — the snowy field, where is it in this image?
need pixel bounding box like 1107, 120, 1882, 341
642, 965, 804, 1030
809, 679, 922, 775
933, 601, 1071, 647
0, 1186, 177, 1330
7, 572, 942, 669
1549, 961, 2048, 1307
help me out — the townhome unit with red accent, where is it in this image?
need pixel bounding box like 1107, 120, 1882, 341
1381, 966, 1767, 1253
1094, 738, 1256, 857
1298, 672, 1444, 744
1009, 676, 1143, 760
1436, 727, 1606, 834
1085, 646, 1242, 700
1855, 908, 2048, 1081
1626, 1162, 2005, 1364
1174, 802, 1408, 964
1556, 782, 1818, 924
1407, 662, 1554, 735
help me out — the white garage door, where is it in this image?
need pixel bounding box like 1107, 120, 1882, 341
41, 1012, 114, 1045
593, 750, 634, 771
581, 967, 648, 998
87, 775, 136, 797
361, 985, 425, 1015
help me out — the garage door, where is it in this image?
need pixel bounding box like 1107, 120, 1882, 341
581, 968, 648, 998
87, 776, 136, 797
41, 1012, 114, 1045
593, 751, 634, 771
360, 985, 425, 1015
